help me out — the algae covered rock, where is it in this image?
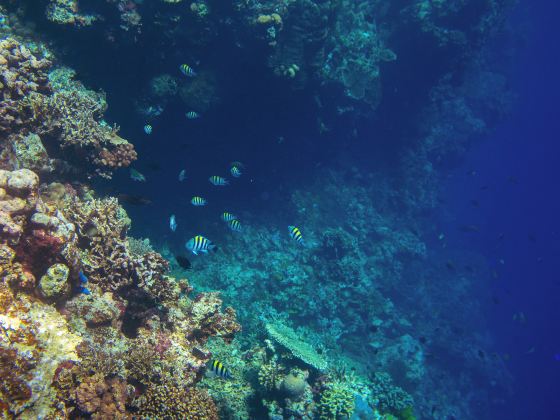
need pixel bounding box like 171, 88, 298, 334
38, 263, 70, 300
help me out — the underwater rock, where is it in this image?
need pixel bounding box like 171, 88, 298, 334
38, 262, 70, 301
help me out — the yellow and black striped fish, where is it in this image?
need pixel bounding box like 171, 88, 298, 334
228, 219, 242, 232
222, 212, 236, 222
209, 175, 229, 186
191, 196, 207, 206
288, 225, 304, 244
180, 63, 197, 77
186, 111, 200, 119
209, 359, 232, 379
185, 235, 216, 255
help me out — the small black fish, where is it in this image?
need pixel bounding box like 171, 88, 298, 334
175, 255, 192, 270
464, 265, 474, 273
498, 233, 505, 240
117, 194, 152, 206
470, 199, 479, 207
477, 349, 486, 359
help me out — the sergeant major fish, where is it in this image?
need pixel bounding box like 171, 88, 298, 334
186, 111, 200, 119
209, 176, 229, 186
221, 212, 236, 222
144, 124, 152, 135
230, 161, 244, 178
180, 64, 196, 77
178, 169, 187, 182
288, 225, 304, 245
207, 359, 232, 379
186, 235, 217, 255
228, 219, 242, 232
191, 196, 207, 206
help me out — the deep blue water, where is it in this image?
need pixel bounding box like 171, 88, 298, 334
442, 2, 560, 416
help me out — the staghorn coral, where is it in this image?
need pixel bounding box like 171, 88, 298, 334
135, 384, 218, 420
266, 320, 327, 371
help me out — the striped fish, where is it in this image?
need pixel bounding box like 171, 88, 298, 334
221, 212, 237, 222
144, 124, 152, 135
186, 111, 200, 119
180, 63, 196, 77
191, 196, 207, 206
185, 235, 216, 255
209, 359, 232, 379
228, 219, 242, 232
230, 165, 242, 178
288, 225, 304, 244
209, 176, 229, 186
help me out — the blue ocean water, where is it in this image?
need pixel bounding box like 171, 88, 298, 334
441, 2, 560, 417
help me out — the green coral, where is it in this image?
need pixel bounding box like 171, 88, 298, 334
265, 321, 327, 371
319, 380, 355, 420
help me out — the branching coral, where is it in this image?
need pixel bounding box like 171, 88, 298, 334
318, 380, 355, 420
135, 384, 218, 419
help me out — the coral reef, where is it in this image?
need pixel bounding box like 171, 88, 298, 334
1, 38, 136, 179
0, 165, 240, 417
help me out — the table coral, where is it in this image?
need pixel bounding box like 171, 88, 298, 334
266, 320, 327, 371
